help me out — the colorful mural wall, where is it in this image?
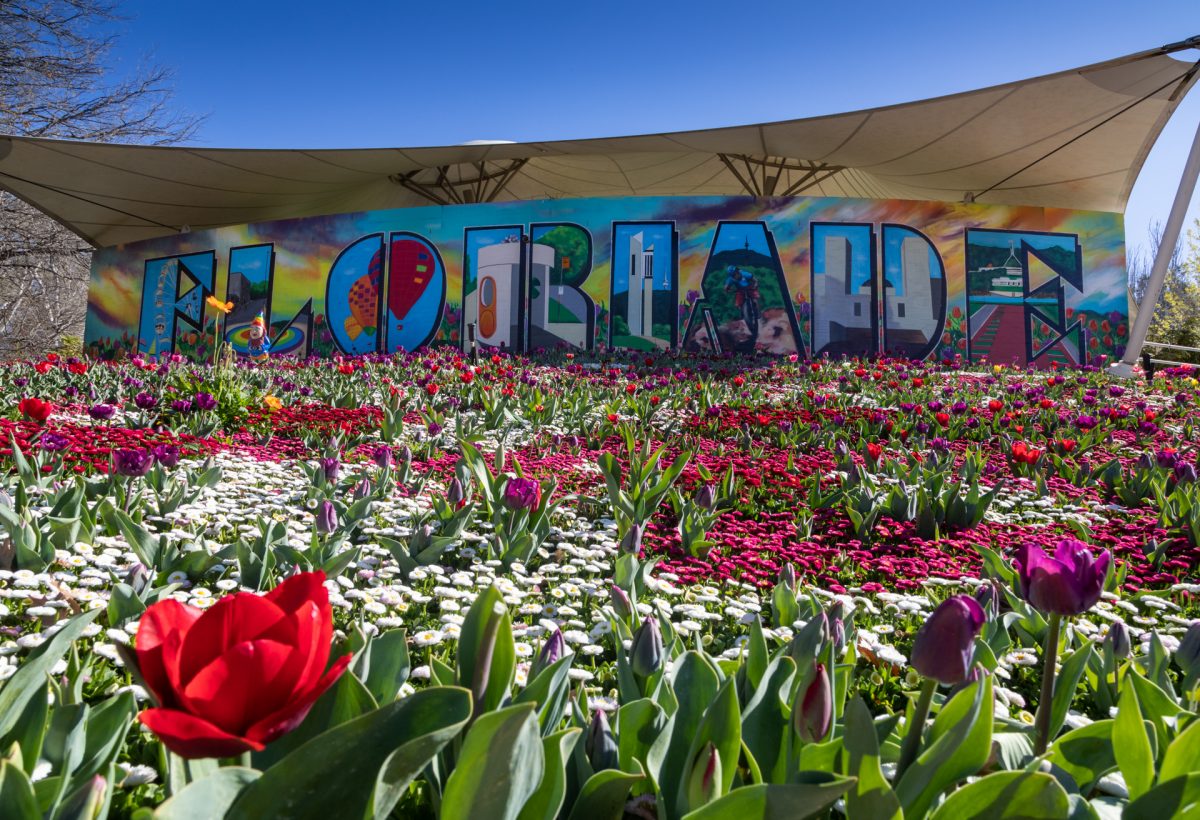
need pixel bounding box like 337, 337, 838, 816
85, 195, 1129, 367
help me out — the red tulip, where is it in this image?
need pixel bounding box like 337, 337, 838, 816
18, 397, 53, 424
135, 572, 350, 759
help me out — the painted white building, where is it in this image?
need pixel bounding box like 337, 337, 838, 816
627, 232, 656, 337
475, 240, 562, 349
813, 235, 871, 352
884, 236, 938, 339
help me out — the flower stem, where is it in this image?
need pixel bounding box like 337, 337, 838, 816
895, 677, 937, 782
1033, 612, 1063, 756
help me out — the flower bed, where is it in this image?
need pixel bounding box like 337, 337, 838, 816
1, 348, 1198, 818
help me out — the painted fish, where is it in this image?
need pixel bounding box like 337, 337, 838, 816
344, 247, 382, 341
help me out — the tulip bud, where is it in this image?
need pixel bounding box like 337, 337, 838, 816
1176, 622, 1200, 677
58, 774, 105, 820
532, 628, 566, 678
372, 445, 393, 470
315, 500, 338, 535
695, 484, 717, 511
446, 477, 464, 507
778, 561, 796, 591
1106, 621, 1131, 660
125, 562, 153, 595
686, 742, 722, 809
400, 445, 413, 466
910, 595, 986, 684
629, 615, 663, 679
353, 478, 373, 501
830, 617, 846, 655
319, 456, 340, 484
974, 581, 1000, 621
585, 709, 619, 771
619, 523, 644, 555
794, 663, 832, 743
610, 585, 633, 621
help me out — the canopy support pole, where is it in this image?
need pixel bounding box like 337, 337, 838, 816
1110, 111, 1200, 378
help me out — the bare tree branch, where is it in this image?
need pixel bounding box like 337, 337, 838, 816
0, 0, 202, 358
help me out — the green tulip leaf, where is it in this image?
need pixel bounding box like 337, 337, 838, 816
742, 656, 796, 786
228, 686, 470, 820
647, 651, 721, 819
0, 610, 100, 744
456, 585, 516, 713
0, 761, 39, 820
1161, 717, 1200, 783
355, 629, 411, 705
517, 728, 581, 820
1124, 774, 1200, 820
565, 765, 645, 820
615, 699, 665, 781
154, 767, 260, 820
251, 669, 376, 769
680, 778, 855, 820
927, 771, 1070, 819
1048, 644, 1094, 745
674, 676, 741, 816
895, 675, 993, 819
514, 654, 574, 733
1046, 720, 1117, 795
1113, 678, 1154, 801
842, 696, 901, 820
441, 703, 544, 820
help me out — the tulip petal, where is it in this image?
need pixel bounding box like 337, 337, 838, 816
177, 593, 290, 685
244, 653, 351, 747
139, 708, 262, 759
267, 601, 331, 704
181, 639, 294, 735
264, 571, 329, 618
135, 599, 201, 708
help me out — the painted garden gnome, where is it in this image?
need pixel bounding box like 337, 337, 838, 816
247, 312, 271, 362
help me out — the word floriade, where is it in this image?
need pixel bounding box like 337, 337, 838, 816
1, 347, 1200, 819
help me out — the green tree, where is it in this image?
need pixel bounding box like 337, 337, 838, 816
1129, 219, 1200, 365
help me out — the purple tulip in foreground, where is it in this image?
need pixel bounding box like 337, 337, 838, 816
502, 476, 542, 511
911, 595, 986, 685
315, 500, 338, 535
113, 448, 153, 478
1014, 539, 1111, 616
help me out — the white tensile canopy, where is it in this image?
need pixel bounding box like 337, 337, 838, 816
1, 38, 1197, 249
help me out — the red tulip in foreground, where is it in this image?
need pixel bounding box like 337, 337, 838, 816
134, 571, 350, 759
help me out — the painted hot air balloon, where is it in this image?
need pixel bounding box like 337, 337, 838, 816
387, 238, 435, 325
344, 247, 383, 341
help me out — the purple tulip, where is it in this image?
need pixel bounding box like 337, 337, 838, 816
911, 595, 986, 684
585, 709, 619, 771
352, 478, 373, 500
629, 615, 663, 679
315, 500, 338, 535
610, 585, 633, 620
170, 399, 194, 414
446, 477, 464, 507
794, 663, 832, 742
372, 445, 393, 470
194, 392, 217, 411
695, 484, 717, 511
319, 457, 340, 484
134, 392, 157, 411
1013, 539, 1111, 616
532, 628, 566, 678
113, 448, 153, 478
152, 444, 181, 468
39, 432, 71, 452
88, 403, 115, 421
502, 477, 542, 511
1106, 621, 1131, 659
1177, 622, 1200, 678
619, 523, 644, 555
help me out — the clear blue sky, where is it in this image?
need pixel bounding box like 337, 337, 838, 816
104, 0, 1199, 263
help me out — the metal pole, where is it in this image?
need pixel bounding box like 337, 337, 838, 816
1111, 112, 1200, 378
